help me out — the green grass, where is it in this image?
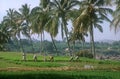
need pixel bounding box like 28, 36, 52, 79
0, 71, 120, 79
0, 52, 120, 69
0, 52, 120, 79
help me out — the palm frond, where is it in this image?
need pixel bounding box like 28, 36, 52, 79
94, 23, 103, 32
98, 7, 113, 15
110, 16, 120, 33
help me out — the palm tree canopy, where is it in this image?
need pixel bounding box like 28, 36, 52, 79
30, 4, 50, 34
73, 0, 113, 34
110, 0, 120, 33
15, 4, 31, 38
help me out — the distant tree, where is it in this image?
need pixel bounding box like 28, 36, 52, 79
42, 40, 54, 53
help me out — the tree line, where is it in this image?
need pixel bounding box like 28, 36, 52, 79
0, 0, 120, 59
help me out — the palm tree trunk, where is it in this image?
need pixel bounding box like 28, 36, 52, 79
90, 31, 92, 54
90, 24, 95, 58
15, 37, 20, 52
40, 33, 43, 53
72, 41, 75, 56
82, 41, 85, 50
20, 38, 26, 61
62, 18, 71, 56
29, 37, 35, 54
28, 24, 35, 54
19, 38, 24, 53
40, 32, 46, 62
50, 33, 58, 55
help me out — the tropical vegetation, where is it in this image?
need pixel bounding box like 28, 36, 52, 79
1, 0, 119, 57
0, 1, 120, 78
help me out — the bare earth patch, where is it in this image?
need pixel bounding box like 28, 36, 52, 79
0, 66, 90, 71
0, 66, 120, 72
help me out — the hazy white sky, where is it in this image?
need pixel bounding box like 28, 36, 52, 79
0, 0, 120, 41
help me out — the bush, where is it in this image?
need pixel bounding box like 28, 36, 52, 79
76, 50, 93, 58
103, 50, 120, 56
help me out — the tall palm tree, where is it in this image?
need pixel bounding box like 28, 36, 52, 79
50, 0, 80, 54
31, 0, 59, 55
73, 0, 113, 58
3, 8, 29, 60
110, 0, 120, 32
15, 4, 35, 53
30, 0, 51, 54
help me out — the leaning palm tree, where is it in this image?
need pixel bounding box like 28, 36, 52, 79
73, 0, 113, 58
110, 0, 120, 32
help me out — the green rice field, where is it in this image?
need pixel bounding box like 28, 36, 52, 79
0, 52, 120, 79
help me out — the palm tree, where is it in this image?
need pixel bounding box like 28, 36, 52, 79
50, 0, 80, 54
15, 4, 35, 53
31, 0, 59, 55
3, 8, 29, 60
110, 0, 120, 32
30, 0, 51, 55
73, 0, 113, 58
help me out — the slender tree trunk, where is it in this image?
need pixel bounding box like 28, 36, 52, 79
40, 33, 43, 53
72, 41, 75, 56
28, 26, 35, 54
65, 25, 71, 56
40, 32, 46, 62
29, 37, 35, 54
15, 37, 20, 52
90, 31, 92, 54
82, 41, 85, 50
62, 17, 71, 56
19, 38, 24, 53
90, 24, 95, 58
50, 33, 58, 55
20, 38, 26, 61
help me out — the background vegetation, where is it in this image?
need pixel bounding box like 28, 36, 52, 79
3, 39, 120, 56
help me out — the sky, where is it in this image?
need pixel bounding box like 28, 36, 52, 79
0, 0, 120, 42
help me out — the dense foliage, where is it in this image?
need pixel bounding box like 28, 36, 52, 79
3, 39, 120, 56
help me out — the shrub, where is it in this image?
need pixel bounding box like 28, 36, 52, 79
76, 50, 93, 58
103, 50, 120, 56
